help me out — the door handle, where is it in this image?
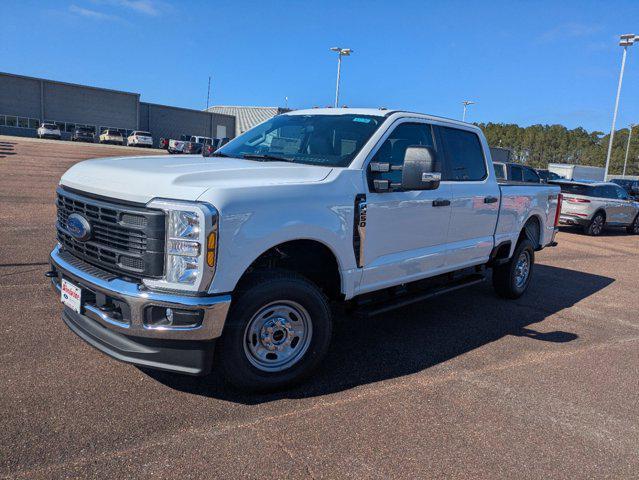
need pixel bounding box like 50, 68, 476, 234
432, 199, 451, 207
484, 196, 499, 204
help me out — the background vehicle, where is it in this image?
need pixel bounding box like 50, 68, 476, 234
37, 123, 61, 140
71, 127, 95, 143
49, 108, 561, 391
168, 134, 193, 154
183, 136, 214, 154
493, 161, 541, 182
536, 169, 564, 183
127, 131, 153, 148
548, 163, 605, 181
99, 129, 124, 145
610, 178, 639, 199
551, 180, 639, 235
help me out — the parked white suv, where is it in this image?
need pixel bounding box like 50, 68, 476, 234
553, 180, 639, 235
48, 108, 562, 391
127, 131, 153, 148
37, 123, 61, 140
99, 129, 124, 145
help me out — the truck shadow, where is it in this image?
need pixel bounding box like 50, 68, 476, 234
144, 264, 612, 404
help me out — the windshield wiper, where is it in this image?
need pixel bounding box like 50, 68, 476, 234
210, 152, 230, 157
242, 153, 294, 163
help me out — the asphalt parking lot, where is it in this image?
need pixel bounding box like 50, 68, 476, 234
1, 135, 638, 479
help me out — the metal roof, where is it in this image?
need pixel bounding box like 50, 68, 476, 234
206, 106, 290, 135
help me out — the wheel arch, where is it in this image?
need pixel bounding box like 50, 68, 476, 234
592, 208, 607, 222
519, 214, 542, 249
233, 238, 344, 300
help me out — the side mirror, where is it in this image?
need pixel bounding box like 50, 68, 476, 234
401, 146, 441, 191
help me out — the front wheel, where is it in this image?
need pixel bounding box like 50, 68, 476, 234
217, 271, 332, 391
492, 239, 535, 299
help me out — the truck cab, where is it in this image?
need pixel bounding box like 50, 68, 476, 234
49, 108, 561, 391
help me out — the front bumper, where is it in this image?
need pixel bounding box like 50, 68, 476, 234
49, 244, 231, 374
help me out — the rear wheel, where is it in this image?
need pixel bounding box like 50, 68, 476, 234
585, 212, 605, 236
492, 239, 535, 299
627, 214, 639, 234
217, 271, 332, 391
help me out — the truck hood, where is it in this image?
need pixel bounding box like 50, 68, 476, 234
60, 155, 333, 204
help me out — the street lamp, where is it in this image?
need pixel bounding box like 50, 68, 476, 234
623, 124, 635, 178
330, 47, 353, 108
462, 100, 475, 122
604, 34, 637, 180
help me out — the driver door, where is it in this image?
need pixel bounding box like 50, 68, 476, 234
358, 121, 453, 294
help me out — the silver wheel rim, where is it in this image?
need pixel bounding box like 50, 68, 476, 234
592, 215, 604, 234
243, 300, 313, 372
514, 250, 531, 288
633, 217, 639, 233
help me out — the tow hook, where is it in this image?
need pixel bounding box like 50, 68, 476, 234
44, 270, 57, 278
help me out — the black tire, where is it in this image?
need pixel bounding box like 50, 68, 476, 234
585, 212, 605, 236
626, 214, 639, 234
492, 238, 535, 299
217, 271, 332, 392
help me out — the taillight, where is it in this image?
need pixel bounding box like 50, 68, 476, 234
554, 193, 563, 227
566, 197, 590, 203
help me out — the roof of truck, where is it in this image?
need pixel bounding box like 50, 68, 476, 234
285, 108, 478, 129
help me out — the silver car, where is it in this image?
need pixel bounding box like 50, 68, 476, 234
554, 181, 639, 235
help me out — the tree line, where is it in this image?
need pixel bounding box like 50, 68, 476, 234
475, 122, 639, 176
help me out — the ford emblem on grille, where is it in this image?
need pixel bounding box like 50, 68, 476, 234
66, 213, 92, 242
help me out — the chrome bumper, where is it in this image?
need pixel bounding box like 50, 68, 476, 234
49, 244, 231, 341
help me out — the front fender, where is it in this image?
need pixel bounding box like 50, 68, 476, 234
207, 191, 358, 297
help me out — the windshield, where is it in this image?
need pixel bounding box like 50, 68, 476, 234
135, 131, 151, 136
218, 114, 385, 167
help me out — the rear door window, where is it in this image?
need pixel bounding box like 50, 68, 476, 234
600, 185, 618, 199
523, 167, 540, 183
439, 127, 487, 181
510, 165, 523, 182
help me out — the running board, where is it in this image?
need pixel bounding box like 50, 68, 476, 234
355, 274, 485, 318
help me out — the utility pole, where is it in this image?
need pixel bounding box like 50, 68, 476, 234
623, 124, 635, 178
462, 100, 475, 122
206, 76, 211, 110
605, 34, 637, 180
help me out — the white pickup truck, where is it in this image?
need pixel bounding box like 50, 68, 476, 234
49, 108, 561, 391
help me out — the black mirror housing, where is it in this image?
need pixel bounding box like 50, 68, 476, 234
401, 146, 441, 191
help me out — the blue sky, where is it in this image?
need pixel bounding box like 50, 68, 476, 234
2, 0, 638, 132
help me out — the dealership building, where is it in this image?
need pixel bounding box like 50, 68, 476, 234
0, 72, 236, 145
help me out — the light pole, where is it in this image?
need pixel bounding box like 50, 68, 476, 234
604, 34, 637, 180
462, 100, 475, 122
623, 124, 635, 178
330, 47, 353, 108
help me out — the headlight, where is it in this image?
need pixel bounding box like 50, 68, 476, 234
143, 199, 218, 292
